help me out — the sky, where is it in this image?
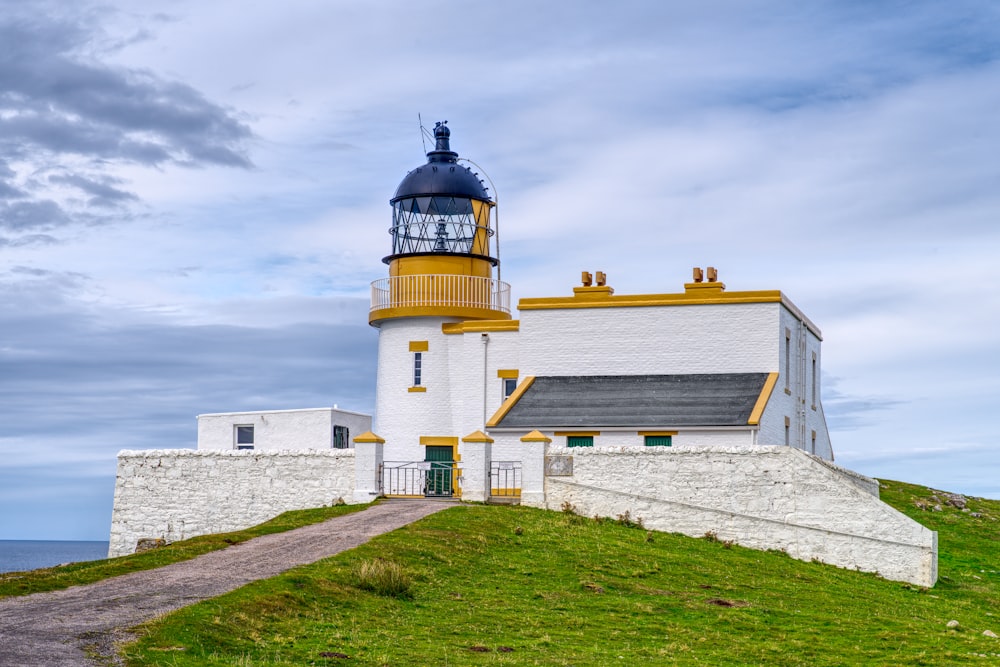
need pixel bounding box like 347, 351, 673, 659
1, 0, 999, 540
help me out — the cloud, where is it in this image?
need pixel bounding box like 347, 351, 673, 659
0, 3, 253, 237
48, 173, 139, 207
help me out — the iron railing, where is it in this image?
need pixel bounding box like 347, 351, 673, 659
370, 275, 510, 315
490, 461, 522, 497
381, 461, 460, 498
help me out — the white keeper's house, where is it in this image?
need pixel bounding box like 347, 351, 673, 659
369, 121, 831, 464
111, 121, 936, 587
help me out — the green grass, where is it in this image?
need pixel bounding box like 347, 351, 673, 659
0, 503, 368, 599
119, 480, 1000, 666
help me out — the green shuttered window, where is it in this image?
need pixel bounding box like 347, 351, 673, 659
644, 435, 672, 447
567, 436, 593, 447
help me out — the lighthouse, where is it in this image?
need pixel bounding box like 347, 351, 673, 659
370, 122, 513, 464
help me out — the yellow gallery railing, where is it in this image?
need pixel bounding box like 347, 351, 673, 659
370, 274, 511, 315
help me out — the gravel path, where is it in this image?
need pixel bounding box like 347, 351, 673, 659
0, 500, 454, 666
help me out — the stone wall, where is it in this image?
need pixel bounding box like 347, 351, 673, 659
108, 449, 359, 557
531, 445, 936, 587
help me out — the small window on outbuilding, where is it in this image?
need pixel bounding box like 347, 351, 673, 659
235, 425, 254, 450
567, 435, 593, 448
333, 425, 350, 449
644, 435, 673, 447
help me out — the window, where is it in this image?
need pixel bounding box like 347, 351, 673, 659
811, 352, 817, 409
498, 369, 519, 400
644, 435, 672, 447
784, 328, 792, 393
409, 341, 428, 392
235, 425, 254, 450
333, 425, 349, 449
502, 378, 517, 400
567, 436, 593, 447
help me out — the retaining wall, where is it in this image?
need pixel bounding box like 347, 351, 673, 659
108, 449, 358, 557
532, 445, 936, 587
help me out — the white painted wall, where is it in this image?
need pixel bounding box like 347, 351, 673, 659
533, 445, 936, 587
519, 302, 779, 377
375, 318, 522, 462
108, 449, 360, 557
375, 318, 458, 461
452, 329, 521, 440
197, 408, 371, 452
759, 305, 832, 459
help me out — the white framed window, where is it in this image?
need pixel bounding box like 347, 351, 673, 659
235, 425, 254, 450
502, 377, 517, 400
413, 351, 423, 386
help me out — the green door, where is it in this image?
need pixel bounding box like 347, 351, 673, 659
424, 445, 454, 497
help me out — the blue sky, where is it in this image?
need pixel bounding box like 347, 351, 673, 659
2, 0, 999, 540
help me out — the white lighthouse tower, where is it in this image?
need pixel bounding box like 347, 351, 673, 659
369, 122, 511, 466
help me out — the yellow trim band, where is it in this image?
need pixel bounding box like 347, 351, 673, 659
419, 436, 459, 447
748, 372, 778, 426
409, 341, 428, 352
408, 386, 427, 393
554, 431, 601, 437
497, 369, 519, 379
442, 320, 520, 335
637, 431, 678, 436
371, 305, 512, 326
518, 290, 821, 338
486, 376, 535, 427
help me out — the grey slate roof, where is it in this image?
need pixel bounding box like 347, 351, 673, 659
493, 373, 771, 429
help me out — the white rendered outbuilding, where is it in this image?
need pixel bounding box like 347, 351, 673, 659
197, 407, 371, 452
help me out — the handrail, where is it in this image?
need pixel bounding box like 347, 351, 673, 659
370, 274, 511, 314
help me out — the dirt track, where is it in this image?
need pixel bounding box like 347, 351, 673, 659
0, 500, 453, 666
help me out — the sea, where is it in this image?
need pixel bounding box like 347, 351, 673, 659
0, 540, 110, 574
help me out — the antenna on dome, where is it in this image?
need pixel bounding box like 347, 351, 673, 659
417, 113, 433, 154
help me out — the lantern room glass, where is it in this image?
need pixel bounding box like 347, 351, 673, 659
389, 195, 495, 262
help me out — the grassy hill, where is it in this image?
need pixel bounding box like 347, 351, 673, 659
115, 479, 999, 666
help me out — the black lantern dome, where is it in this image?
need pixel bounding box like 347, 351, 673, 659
385, 121, 497, 265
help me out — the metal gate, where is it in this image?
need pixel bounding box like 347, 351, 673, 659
490, 460, 522, 498
380, 461, 459, 498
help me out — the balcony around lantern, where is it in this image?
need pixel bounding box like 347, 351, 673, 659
369, 274, 511, 325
